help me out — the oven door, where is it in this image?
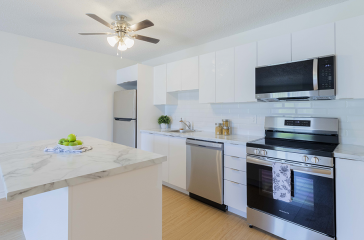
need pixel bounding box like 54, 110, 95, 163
247, 155, 335, 238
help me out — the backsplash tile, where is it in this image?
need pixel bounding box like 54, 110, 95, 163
165, 91, 364, 145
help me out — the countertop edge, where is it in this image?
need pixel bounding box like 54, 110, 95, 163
5, 155, 166, 201
140, 129, 262, 145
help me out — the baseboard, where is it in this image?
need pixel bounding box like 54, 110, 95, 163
0, 191, 5, 199
228, 206, 247, 218
162, 181, 189, 195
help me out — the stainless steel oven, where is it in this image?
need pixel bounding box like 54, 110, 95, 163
255, 56, 335, 102
246, 116, 338, 240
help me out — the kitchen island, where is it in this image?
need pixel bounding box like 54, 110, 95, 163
0, 136, 166, 240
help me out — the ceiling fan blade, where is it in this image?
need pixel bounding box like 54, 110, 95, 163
134, 35, 160, 44
129, 20, 154, 31
78, 33, 115, 35
86, 13, 113, 29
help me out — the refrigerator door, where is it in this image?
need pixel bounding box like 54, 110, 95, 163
113, 119, 136, 148
114, 90, 137, 119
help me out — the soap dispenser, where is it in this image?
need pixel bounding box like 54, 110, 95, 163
179, 118, 184, 130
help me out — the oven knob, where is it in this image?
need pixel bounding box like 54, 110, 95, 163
261, 150, 267, 156
254, 149, 260, 155
302, 155, 309, 162
311, 157, 320, 164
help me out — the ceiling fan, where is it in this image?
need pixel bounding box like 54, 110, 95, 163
79, 14, 160, 58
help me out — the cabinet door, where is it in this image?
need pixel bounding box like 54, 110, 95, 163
154, 135, 169, 183
116, 64, 138, 84
336, 158, 364, 239
224, 180, 247, 212
216, 48, 235, 103
336, 15, 364, 99
292, 23, 335, 61
168, 137, 187, 189
167, 61, 181, 92
140, 133, 154, 152
258, 34, 291, 66
199, 52, 216, 103
153, 64, 167, 105
235, 42, 257, 103
181, 56, 199, 91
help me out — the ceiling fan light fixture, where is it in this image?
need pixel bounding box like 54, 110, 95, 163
123, 35, 134, 48
118, 41, 128, 51
107, 36, 119, 47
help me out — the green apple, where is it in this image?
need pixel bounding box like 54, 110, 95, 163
63, 142, 70, 146
63, 139, 69, 142
68, 134, 76, 142
75, 140, 83, 145
58, 138, 66, 145
69, 142, 78, 146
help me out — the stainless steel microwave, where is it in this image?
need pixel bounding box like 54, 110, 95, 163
255, 56, 335, 102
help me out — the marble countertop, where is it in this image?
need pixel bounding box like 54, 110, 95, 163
0, 136, 166, 201
334, 144, 364, 161
140, 129, 263, 145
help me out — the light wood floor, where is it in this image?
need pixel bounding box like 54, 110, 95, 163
0, 186, 280, 240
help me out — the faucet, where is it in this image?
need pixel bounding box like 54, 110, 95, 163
180, 118, 194, 131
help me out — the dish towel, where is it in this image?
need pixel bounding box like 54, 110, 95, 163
44, 146, 93, 154
272, 162, 292, 202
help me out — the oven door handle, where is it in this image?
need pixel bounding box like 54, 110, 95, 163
247, 156, 333, 179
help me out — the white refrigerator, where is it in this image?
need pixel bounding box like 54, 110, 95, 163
113, 90, 137, 148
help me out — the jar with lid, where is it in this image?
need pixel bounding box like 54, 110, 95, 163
223, 126, 230, 136
215, 123, 223, 135
222, 119, 229, 128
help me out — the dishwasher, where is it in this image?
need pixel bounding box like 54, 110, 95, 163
186, 139, 226, 211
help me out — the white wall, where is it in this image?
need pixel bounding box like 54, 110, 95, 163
143, 0, 364, 66
0, 31, 137, 198
167, 91, 364, 146
0, 31, 138, 144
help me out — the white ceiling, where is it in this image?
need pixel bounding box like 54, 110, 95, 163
0, 0, 347, 62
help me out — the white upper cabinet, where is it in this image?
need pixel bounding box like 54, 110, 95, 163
216, 48, 235, 103
258, 34, 291, 66
292, 23, 335, 61
336, 15, 364, 99
153, 64, 178, 105
167, 60, 182, 92
199, 52, 216, 103
153, 64, 167, 105
234, 42, 257, 103
181, 56, 199, 91
116, 64, 138, 84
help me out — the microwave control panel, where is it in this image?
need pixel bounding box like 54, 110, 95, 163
318, 56, 335, 90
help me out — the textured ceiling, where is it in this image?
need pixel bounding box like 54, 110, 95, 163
0, 0, 347, 62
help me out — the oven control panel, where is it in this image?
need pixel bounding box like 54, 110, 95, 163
246, 147, 333, 168
284, 120, 311, 127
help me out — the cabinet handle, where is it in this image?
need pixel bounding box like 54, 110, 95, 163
229, 180, 241, 185
230, 168, 241, 172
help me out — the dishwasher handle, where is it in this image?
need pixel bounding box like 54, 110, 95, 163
186, 139, 223, 150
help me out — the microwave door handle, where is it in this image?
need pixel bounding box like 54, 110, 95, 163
313, 58, 319, 90
246, 156, 333, 178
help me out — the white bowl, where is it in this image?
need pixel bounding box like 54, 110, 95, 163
58, 144, 83, 150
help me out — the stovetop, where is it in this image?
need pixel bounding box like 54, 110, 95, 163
246, 137, 339, 157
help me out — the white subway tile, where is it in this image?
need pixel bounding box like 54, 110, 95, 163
297, 109, 327, 115
271, 109, 296, 114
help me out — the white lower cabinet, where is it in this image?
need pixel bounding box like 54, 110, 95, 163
154, 134, 169, 183
168, 136, 187, 189
224, 180, 247, 213
141, 133, 187, 190
140, 132, 154, 152
336, 158, 364, 240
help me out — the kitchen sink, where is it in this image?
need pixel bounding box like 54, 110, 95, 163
167, 129, 195, 133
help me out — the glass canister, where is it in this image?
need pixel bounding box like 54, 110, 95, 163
223, 126, 230, 136
222, 119, 229, 128
215, 123, 223, 135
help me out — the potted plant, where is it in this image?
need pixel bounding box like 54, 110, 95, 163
158, 115, 171, 129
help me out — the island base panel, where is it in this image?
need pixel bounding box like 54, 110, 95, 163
23, 163, 163, 240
